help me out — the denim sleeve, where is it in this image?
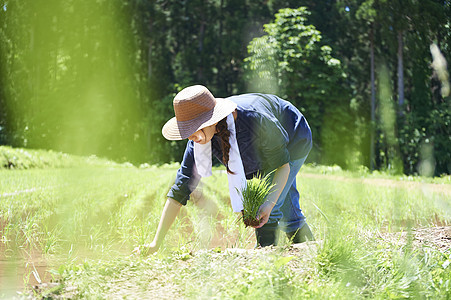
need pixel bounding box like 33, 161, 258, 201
167, 140, 200, 205
259, 115, 291, 172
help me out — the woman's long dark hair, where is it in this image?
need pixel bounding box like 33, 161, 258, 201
215, 118, 235, 174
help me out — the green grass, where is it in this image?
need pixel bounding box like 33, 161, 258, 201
1, 147, 451, 299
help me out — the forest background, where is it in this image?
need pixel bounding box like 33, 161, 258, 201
0, 0, 450, 176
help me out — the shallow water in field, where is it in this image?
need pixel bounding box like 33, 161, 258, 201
0, 247, 51, 297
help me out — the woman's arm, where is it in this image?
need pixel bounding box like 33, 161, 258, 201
253, 163, 290, 228
136, 198, 182, 255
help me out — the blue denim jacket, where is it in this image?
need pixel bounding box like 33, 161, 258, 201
167, 93, 312, 205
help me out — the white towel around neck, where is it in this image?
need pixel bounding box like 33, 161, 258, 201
193, 113, 245, 212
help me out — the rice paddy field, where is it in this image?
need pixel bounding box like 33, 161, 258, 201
1, 146, 451, 299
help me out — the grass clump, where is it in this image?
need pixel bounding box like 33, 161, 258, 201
239, 173, 274, 227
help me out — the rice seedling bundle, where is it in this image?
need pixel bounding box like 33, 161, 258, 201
239, 174, 274, 227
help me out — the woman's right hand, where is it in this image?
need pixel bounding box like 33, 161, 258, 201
132, 198, 182, 257
133, 241, 159, 256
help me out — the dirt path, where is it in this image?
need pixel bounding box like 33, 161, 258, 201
378, 226, 451, 252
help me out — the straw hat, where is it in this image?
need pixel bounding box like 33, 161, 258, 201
162, 85, 237, 140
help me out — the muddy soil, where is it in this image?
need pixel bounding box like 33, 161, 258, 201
242, 210, 260, 227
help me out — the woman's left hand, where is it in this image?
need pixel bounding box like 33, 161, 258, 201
253, 200, 275, 228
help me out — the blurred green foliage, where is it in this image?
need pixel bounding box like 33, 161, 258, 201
0, 0, 450, 175
245, 7, 359, 168
0, 0, 153, 164
306, 0, 451, 175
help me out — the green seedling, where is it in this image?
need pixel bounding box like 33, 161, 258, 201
239, 173, 274, 227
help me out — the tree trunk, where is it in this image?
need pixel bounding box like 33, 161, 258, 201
147, 22, 153, 79
397, 30, 404, 113
370, 24, 376, 171
197, 10, 205, 82
217, 0, 226, 94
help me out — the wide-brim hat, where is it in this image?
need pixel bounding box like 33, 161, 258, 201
162, 85, 237, 140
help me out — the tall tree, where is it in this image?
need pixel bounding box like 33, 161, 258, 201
356, 0, 378, 170
245, 7, 356, 167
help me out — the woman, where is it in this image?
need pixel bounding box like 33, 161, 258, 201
142, 85, 313, 254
